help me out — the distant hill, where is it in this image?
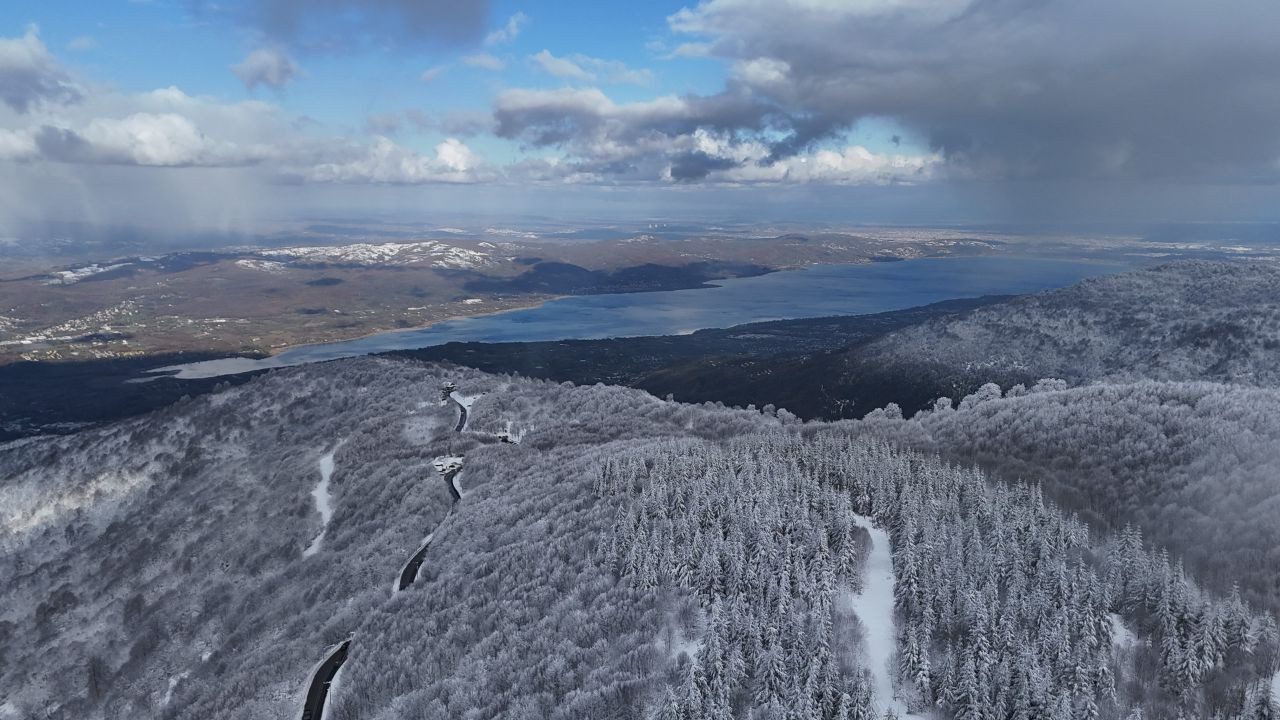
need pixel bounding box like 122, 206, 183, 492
855, 260, 1280, 390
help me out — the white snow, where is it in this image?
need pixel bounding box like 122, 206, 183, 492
449, 391, 480, 431
44, 262, 131, 285
303, 446, 340, 557
845, 513, 922, 719
321, 665, 344, 717
449, 392, 480, 412
661, 624, 703, 661
262, 240, 491, 268
1272, 670, 1280, 709
504, 420, 526, 443
162, 672, 189, 706
434, 456, 465, 472
234, 258, 287, 273
1109, 613, 1139, 650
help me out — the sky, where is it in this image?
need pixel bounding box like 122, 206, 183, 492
2, 0, 1280, 240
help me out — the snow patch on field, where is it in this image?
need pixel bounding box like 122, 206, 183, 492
44, 262, 131, 285
303, 445, 340, 557
263, 240, 491, 269
845, 514, 920, 718
234, 258, 287, 273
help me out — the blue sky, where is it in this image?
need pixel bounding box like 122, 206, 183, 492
1, 0, 1279, 235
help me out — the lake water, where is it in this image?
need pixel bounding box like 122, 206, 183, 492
159, 254, 1135, 379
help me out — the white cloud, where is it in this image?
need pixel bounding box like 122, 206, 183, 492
0, 26, 82, 113
232, 48, 302, 90
67, 36, 97, 52
462, 53, 504, 71
530, 50, 653, 85
78, 113, 250, 166
419, 65, 447, 83
484, 12, 528, 47
303, 136, 486, 184
731, 57, 789, 88
0, 127, 37, 161
530, 50, 591, 81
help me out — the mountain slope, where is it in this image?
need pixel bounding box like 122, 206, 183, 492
0, 359, 776, 719
856, 260, 1280, 390
2, 357, 1276, 719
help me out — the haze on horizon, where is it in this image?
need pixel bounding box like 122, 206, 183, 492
3, 0, 1280, 243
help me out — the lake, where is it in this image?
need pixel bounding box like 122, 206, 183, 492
158, 254, 1136, 379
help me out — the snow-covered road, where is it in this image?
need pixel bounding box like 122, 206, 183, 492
846, 513, 919, 718
448, 392, 479, 432
303, 446, 340, 558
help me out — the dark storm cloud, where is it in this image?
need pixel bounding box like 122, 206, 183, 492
493, 0, 1280, 183
667, 0, 1280, 181
194, 0, 492, 51
668, 150, 740, 181
0, 28, 81, 113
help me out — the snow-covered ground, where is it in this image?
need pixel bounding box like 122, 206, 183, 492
261, 240, 491, 269
449, 391, 480, 431
1272, 670, 1280, 709
845, 513, 921, 719
322, 665, 344, 717
433, 456, 465, 473
303, 446, 339, 557
234, 258, 287, 273
44, 262, 132, 285
1109, 613, 1139, 650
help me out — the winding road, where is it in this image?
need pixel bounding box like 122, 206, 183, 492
299, 383, 473, 720
449, 394, 469, 432
300, 640, 349, 720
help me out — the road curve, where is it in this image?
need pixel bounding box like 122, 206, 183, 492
301, 640, 349, 720
397, 534, 435, 591
450, 397, 468, 432
396, 464, 463, 591
443, 469, 462, 502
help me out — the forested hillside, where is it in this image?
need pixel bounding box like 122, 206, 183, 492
0, 358, 777, 719
856, 380, 1280, 616
2, 357, 1276, 719
856, 261, 1280, 392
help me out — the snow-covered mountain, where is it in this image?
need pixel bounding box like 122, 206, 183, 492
1, 357, 1274, 719
258, 240, 496, 268
859, 260, 1280, 387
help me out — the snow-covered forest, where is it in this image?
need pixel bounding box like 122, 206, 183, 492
859, 261, 1280, 389
598, 433, 1277, 719
3, 260, 1280, 719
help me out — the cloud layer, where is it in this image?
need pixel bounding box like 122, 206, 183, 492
665, 0, 1280, 181
232, 48, 302, 90
199, 0, 492, 51
0, 26, 81, 113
